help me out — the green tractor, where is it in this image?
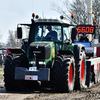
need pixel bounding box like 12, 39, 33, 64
4, 14, 86, 92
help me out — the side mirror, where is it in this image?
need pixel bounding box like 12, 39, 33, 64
17, 27, 22, 39
71, 28, 77, 42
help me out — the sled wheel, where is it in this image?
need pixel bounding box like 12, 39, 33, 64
75, 51, 86, 90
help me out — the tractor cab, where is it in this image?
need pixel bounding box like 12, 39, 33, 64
17, 14, 77, 57
32, 19, 74, 44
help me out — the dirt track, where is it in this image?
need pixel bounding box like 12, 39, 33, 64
1, 67, 100, 100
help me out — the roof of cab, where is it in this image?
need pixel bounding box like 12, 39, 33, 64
35, 18, 70, 24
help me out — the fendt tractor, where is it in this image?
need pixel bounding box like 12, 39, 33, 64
4, 13, 100, 93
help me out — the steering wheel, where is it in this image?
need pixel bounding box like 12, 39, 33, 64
45, 35, 54, 41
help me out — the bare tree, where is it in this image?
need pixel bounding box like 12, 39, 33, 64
51, 0, 87, 24
14, 30, 22, 47
92, 0, 100, 35
0, 29, 4, 47
0, 34, 2, 40
51, 0, 100, 25
6, 30, 21, 47
0, 33, 4, 48
0, 43, 5, 48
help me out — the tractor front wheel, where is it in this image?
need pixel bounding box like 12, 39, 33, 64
53, 55, 75, 92
4, 54, 28, 91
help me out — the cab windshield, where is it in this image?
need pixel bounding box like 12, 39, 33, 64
34, 24, 62, 42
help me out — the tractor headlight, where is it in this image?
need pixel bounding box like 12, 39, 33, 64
52, 47, 55, 58
29, 61, 35, 65
39, 61, 46, 65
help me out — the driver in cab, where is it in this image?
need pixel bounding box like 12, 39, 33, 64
45, 26, 58, 41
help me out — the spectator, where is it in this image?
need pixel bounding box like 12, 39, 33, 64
79, 33, 89, 42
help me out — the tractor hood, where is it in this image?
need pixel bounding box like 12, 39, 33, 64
29, 42, 54, 60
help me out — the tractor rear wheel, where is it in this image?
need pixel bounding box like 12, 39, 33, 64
53, 55, 75, 92
4, 53, 28, 91
75, 51, 86, 90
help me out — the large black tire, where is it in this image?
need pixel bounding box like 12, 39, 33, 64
53, 55, 75, 92
75, 51, 86, 90
4, 53, 28, 91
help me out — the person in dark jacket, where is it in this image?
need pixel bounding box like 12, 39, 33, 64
79, 33, 89, 42
45, 26, 58, 41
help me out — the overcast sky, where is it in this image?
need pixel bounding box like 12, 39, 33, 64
0, 0, 61, 43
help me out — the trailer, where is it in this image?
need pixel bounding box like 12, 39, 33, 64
86, 57, 100, 86
75, 24, 100, 88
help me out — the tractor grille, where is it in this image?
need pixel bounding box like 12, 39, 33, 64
29, 43, 51, 59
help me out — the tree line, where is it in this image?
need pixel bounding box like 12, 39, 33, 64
0, 25, 29, 48
51, 0, 100, 35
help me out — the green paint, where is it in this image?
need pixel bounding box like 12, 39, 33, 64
28, 41, 55, 64
63, 43, 74, 52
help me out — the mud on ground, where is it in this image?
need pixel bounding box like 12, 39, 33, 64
0, 66, 100, 100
